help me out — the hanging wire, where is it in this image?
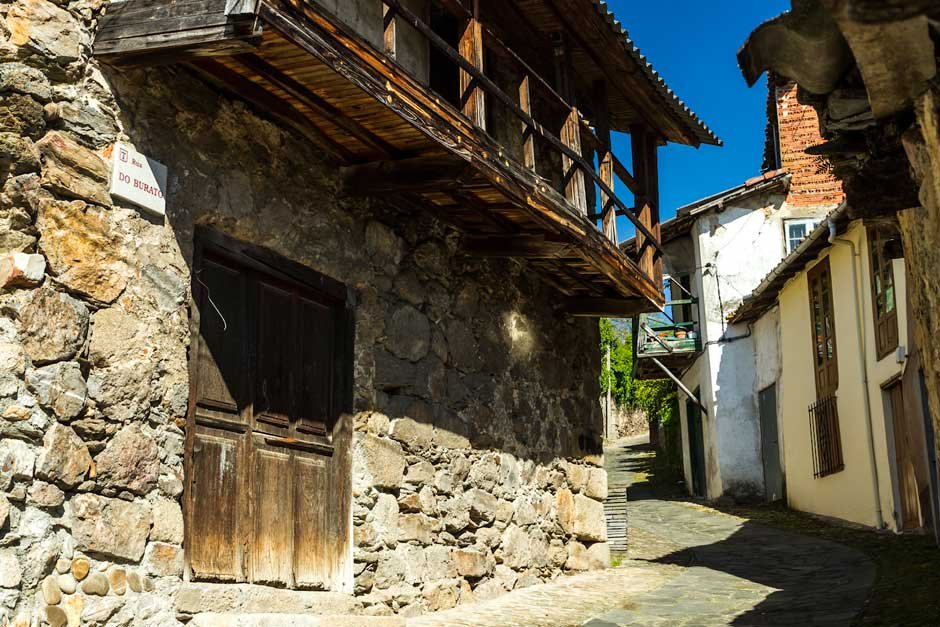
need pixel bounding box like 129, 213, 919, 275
194, 268, 228, 331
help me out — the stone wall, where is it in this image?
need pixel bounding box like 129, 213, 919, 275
0, 1, 608, 624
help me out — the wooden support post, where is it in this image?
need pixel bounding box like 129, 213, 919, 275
553, 34, 587, 215
459, 1, 486, 130
519, 74, 536, 171
631, 124, 663, 287
383, 5, 396, 59
593, 80, 616, 242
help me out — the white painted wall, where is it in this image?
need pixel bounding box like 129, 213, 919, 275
673, 191, 838, 499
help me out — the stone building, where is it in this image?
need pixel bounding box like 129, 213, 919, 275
0, 0, 716, 624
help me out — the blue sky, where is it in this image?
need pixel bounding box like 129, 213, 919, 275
606, 0, 790, 237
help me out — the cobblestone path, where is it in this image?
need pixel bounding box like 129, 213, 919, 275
409, 436, 875, 627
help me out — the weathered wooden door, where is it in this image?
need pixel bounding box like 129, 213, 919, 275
186, 230, 353, 590
687, 391, 706, 498
759, 384, 784, 503
887, 380, 921, 530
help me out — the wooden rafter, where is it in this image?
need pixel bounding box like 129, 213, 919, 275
232, 54, 398, 158
188, 57, 354, 162
339, 155, 470, 194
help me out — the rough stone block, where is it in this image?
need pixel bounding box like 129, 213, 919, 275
584, 468, 608, 501
451, 548, 491, 578
422, 578, 460, 611
0, 252, 44, 289
25, 361, 86, 420
5, 0, 86, 73
389, 417, 433, 452
586, 542, 610, 570
385, 305, 430, 362
558, 492, 607, 543
354, 433, 405, 492
465, 488, 497, 524
18, 286, 88, 365
36, 198, 126, 303
143, 542, 183, 577
36, 131, 110, 206
70, 493, 151, 561
36, 423, 91, 488
404, 460, 434, 485
565, 541, 589, 571
0, 550, 21, 588
151, 498, 184, 544
0, 438, 35, 489
398, 513, 434, 545
94, 424, 160, 495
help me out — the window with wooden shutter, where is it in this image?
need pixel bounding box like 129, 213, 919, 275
807, 257, 844, 478
868, 227, 899, 360
186, 229, 353, 590
808, 257, 838, 397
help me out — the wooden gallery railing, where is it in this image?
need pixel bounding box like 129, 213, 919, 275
379, 0, 663, 286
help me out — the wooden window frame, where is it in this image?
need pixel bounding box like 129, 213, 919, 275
807, 257, 838, 397
184, 227, 354, 588
807, 256, 844, 478
867, 226, 900, 361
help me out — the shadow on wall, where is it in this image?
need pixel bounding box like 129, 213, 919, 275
104, 63, 605, 466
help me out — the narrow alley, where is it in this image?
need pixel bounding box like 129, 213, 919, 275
406, 436, 875, 626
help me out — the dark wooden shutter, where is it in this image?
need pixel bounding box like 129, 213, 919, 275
868, 227, 900, 360
296, 296, 334, 438
254, 280, 294, 434
808, 257, 838, 397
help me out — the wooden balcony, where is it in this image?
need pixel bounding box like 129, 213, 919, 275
94, 0, 717, 316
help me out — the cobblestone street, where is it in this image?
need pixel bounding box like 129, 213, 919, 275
410, 436, 875, 626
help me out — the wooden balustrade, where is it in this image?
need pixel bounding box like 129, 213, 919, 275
378, 0, 662, 281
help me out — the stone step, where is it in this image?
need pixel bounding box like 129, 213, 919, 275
190, 613, 405, 627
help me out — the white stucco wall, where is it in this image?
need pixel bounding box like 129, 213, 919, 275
679, 191, 838, 499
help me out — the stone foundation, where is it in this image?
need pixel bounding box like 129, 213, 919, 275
0, 1, 609, 624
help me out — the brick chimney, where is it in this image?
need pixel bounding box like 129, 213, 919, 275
768, 80, 845, 207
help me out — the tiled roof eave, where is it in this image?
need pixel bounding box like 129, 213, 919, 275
590, 0, 722, 147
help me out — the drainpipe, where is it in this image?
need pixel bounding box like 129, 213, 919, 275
828, 218, 885, 529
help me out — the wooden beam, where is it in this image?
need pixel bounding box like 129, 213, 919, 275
446, 190, 519, 235
225, 0, 258, 15
94, 0, 262, 63
631, 124, 663, 287
462, 235, 572, 258
593, 80, 616, 243
340, 155, 470, 194
383, 5, 396, 58
187, 58, 354, 162
560, 297, 648, 317
458, 3, 486, 130
552, 34, 587, 216
519, 74, 536, 171
232, 54, 398, 158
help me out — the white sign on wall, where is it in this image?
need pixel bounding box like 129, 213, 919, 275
109, 143, 168, 216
